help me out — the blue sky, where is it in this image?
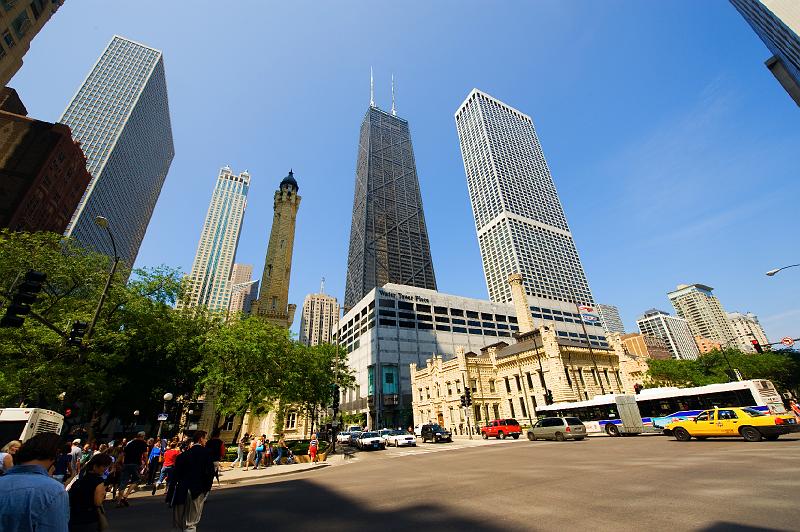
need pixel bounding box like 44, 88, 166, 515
10, 1, 800, 340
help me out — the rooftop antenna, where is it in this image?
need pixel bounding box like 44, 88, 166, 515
320, 276, 325, 294
370, 67, 375, 108
391, 73, 396, 116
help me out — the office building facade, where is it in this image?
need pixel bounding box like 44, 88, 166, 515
597, 304, 626, 334
0, 88, 90, 233
180, 167, 249, 312
730, 0, 800, 106
0, 0, 63, 87
636, 309, 700, 360
668, 284, 737, 347
455, 89, 598, 341
620, 333, 673, 361
251, 170, 300, 328
228, 263, 258, 314
60, 35, 174, 267
728, 311, 769, 352
299, 292, 340, 346
343, 103, 437, 311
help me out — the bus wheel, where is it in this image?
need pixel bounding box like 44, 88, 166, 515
740, 426, 762, 442
673, 427, 691, 441
605, 424, 620, 437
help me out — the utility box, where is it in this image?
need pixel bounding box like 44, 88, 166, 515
615, 395, 644, 435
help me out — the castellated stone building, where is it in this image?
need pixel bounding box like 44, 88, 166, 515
410, 274, 648, 433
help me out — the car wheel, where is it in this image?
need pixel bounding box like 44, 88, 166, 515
482, 432, 488, 440
672, 427, 691, 441
764, 434, 779, 441
498, 431, 506, 440
527, 432, 536, 441
605, 424, 620, 437
740, 426, 763, 442
512, 434, 519, 439
555, 432, 565, 442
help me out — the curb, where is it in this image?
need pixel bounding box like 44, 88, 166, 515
215, 463, 331, 486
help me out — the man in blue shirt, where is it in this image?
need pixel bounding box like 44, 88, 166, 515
0, 432, 70, 531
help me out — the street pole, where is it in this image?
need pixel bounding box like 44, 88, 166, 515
461, 368, 473, 439
156, 393, 173, 440
84, 216, 119, 344
569, 287, 605, 395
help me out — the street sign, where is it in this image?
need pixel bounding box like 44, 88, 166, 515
157, 413, 168, 421
781, 337, 794, 347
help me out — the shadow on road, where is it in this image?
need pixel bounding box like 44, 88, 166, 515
700, 522, 790, 532
109, 477, 504, 531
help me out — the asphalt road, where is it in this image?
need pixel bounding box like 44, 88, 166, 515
108, 435, 800, 531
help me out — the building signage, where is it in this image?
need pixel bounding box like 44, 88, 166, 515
378, 288, 430, 304
581, 314, 600, 323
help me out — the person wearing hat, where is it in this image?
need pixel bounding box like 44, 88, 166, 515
115, 431, 148, 507
70, 439, 83, 479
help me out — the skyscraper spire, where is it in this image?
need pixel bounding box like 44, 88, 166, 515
391, 73, 396, 116
320, 276, 325, 294
370, 67, 375, 108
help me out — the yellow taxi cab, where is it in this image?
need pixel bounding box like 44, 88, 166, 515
664, 406, 799, 442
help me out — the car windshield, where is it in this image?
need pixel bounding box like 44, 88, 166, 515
741, 408, 766, 417
361, 432, 378, 438
565, 417, 584, 426
391, 430, 406, 435
428, 424, 444, 432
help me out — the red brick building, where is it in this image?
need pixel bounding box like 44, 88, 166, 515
0, 87, 91, 233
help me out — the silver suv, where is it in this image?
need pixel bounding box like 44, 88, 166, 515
527, 417, 587, 441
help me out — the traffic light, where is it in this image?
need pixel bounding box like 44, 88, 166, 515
464, 388, 472, 407
1, 270, 46, 328
67, 321, 89, 347
332, 384, 340, 411
751, 339, 764, 354
460, 395, 467, 408
544, 389, 554, 405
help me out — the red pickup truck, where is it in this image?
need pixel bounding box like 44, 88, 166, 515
481, 419, 522, 439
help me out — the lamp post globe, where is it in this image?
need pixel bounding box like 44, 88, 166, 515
163, 392, 173, 402
94, 215, 109, 229
133, 410, 140, 416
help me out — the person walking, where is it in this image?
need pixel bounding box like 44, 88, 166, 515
152, 441, 180, 495
232, 433, 248, 469
169, 430, 215, 532
146, 438, 164, 486
205, 428, 225, 483
273, 436, 288, 466
0, 432, 70, 531
244, 436, 257, 471
53, 443, 73, 484
0, 440, 21, 474
68, 453, 113, 532
70, 439, 83, 477
116, 431, 148, 507
309, 434, 319, 463
264, 438, 272, 467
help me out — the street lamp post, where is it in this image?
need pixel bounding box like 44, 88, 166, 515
84, 216, 120, 344
766, 264, 799, 277
156, 393, 173, 440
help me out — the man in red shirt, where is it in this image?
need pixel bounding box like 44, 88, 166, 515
152, 441, 180, 495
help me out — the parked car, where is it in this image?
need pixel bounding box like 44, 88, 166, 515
348, 430, 363, 445
347, 425, 362, 433
336, 431, 351, 444
356, 431, 385, 450
481, 419, 522, 440
384, 429, 416, 447
528, 417, 587, 441
413, 424, 423, 437
377, 428, 393, 442
419, 424, 452, 443
664, 407, 799, 442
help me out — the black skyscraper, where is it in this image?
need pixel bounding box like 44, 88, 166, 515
344, 104, 437, 310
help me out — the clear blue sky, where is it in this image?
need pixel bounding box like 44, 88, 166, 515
10, 1, 800, 340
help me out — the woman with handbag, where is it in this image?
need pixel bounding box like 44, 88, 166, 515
69, 453, 113, 531
253, 436, 265, 470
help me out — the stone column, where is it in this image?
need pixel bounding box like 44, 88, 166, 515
508, 273, 535, 334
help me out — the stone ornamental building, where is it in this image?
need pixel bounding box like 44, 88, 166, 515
410, 275, 648, 433
0, 0, 63, 86
251, 170, 301, 328
299, 291, 340, 347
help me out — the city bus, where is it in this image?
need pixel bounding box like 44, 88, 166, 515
536, 380, 787, 436
0, 408, 64, 448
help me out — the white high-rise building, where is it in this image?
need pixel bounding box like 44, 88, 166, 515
667, 284, 737, 347
61, 35, 174, 268
454, 89, 603, 344
299, 291, 340, 346
180, 167, 249, 311
636, 309, 700, 360
597, 304, 626, 334
728, 312, 769, 352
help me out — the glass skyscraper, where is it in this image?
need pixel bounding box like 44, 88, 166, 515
344, 104, 437, 311
455, 89, 606, 345
61, 35, 175, 267
179, 167, 250, 312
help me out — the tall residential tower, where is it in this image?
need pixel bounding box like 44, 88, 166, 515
343, 86, 437, 311
636, 309, 700, 360
667, 284, 737, 347
299, 289, 340, 346
455, 89, 604, 344
180, 167, 249, 312
251, 171, 301, 328
730, 0, 800, 106
60, 35, 174, 267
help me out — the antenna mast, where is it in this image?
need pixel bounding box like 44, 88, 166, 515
391, 73, 396, 116
320, 277, 325, 294
370, 67, 375, 107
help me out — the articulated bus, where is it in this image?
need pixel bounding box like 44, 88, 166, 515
536, 379, 787, 436
0, 408, 64, 448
